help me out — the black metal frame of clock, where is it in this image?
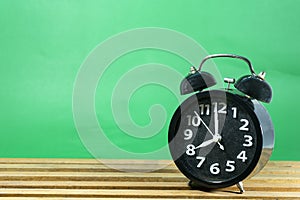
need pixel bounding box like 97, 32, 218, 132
168, 54, 274, 193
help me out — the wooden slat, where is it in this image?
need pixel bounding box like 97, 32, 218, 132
0, 199, 270, 200
0, 165, 179, 174
0, 159, 298, 168
0, 197, 258, 200
0, 158, 172, 165
1, 188, 300, 199
0, 162, 299, 171
0, 159, 299, 199
0, 181, 299, 192
0, 171, 299, 181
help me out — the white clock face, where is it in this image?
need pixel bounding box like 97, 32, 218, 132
169, 91, 262, 188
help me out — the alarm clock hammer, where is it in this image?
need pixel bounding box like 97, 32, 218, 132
168, 54, 274, 193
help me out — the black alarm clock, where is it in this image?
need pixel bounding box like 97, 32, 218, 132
168, 54, 274, 193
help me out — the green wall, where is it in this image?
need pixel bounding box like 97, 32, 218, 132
0, 0, 299, 160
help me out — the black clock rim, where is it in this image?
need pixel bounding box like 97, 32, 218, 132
168, 90, 263, 189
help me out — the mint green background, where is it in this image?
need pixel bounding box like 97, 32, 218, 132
0, 1, 299, 160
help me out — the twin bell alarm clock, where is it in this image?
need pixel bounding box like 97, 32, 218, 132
168, 54, 274, 193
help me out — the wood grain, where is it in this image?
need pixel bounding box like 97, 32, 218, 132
0, 159, 299, 199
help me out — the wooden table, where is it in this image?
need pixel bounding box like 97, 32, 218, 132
0, 159, 299, 199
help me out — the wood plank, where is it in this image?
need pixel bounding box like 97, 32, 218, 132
0, 188, 300, 199
0, 158, 172, 165
0, 159, 174, 173
0, 163, 299, 174
0, 159, 299, 174
0, 197, 254, 200
0, 171, 299, 178
0, 159, 298, 168
0, 198, 275, 200
0, 171, 188, 182
0, 164, 178, 173
0, 180, 299, 192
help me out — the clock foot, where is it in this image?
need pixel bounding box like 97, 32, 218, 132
188, 180, 201, 189
188, 181, 210, 191
236, 182, 245, 194
188, 181, 245, 194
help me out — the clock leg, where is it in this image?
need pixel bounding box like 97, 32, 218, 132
189, 180, 245, 194
188, 181, 210, 191
236, 182, 245, 193
188, 180, 200, 189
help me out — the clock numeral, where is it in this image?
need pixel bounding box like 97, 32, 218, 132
243, 135, 253, 147
199, 104, 210, 115
196, 156, 205, 168
239, 119, 249, 131
187, 115, 201, 127
212, 102, 227, 114
186, 144, 196, 156
232, 107, 237, 118
210, 163, 220, 175
218, 102, 227, 114
183, 129, 193, 140
225, 160, 235, 172
237, 151, 247, 162
208, 161, 235, 175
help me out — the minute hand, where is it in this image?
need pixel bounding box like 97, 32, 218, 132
214, 106, 220, 138
194, 111, 224, 150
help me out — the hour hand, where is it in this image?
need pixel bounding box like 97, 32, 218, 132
195, 135, 221, 149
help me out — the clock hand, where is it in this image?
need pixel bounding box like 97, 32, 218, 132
194, 111, 214, 137
214, 105, 219, 137
195, 135, 221, 149
213, 107, 225, 151
195, 138, 215, 149
194, 111, 224, 150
